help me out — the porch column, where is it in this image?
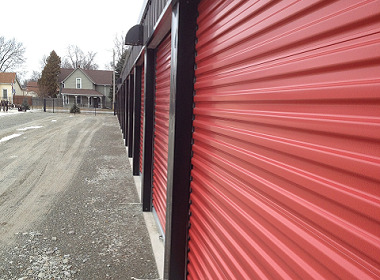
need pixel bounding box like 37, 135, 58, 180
100, 97, 103, 108
62, 94, 65, 106
88, 96, 90, 108
75, 95, 77, 104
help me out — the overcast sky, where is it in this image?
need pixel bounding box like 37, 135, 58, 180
2, 0, 144, 81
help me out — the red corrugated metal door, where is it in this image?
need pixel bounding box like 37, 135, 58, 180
187, 0, 380, 279
140, 66, 145, 174
152, 34, 171, 233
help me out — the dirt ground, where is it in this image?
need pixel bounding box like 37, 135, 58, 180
0, 111, 159, 279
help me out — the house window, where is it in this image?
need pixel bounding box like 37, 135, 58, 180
76, 78, 82, 89
77, 96, 81, 104
2, 89, 7, 99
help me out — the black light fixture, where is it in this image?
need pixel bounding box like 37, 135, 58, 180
125, 24, 143, 46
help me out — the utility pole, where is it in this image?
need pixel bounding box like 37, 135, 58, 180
112, 50, 116, 110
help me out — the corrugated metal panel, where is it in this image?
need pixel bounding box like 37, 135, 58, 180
122, 0, 170, 81
140, 66, 145, 174
187, 0, 380, 279
152, 34, 171, 233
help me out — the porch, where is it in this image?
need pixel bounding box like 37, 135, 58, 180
61, 89, 104, 108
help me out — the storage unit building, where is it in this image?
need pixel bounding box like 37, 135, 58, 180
116, 0, 380, 279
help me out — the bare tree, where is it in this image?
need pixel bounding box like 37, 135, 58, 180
113, 33, 125, 67
40, 54, 48, 69
0, 36, 26, 72
30, 70, 41, 81
62, 45, 98, 70
22, 70, 42, 87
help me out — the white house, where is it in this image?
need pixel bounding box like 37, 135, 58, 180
0, 72, 23, 104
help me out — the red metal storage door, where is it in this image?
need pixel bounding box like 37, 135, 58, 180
187, 0, 380, 279
140, 66, 145, 174
153, 34, 171, 233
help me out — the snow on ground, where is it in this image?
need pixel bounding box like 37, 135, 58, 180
0, 110, 22, 117
0, 133, 22, 143
17, 126, 44, 131
0, 109, 43, 117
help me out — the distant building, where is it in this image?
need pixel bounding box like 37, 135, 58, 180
59, 68, 113, 108
0, 72, 23, 104
25, 81, 40, 97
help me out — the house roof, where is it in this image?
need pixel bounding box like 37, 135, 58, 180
58, 68, 74, 83
61, 88, 104, 97
83, 69, 113, 85
0, 72, 17, 84
26, 81, 40, 94
59, 68, 113, 85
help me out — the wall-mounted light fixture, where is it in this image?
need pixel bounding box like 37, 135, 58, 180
125, 24, 143, 46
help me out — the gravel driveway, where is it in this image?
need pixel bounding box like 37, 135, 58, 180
0, 111, 159, 279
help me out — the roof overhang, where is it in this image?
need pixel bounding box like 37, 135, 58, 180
61, 89, 104, 97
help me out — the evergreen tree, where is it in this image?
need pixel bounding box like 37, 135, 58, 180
109, 49, 128, 102
38, 50, 61, 97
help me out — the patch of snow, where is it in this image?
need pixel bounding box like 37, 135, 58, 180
0, 110, 22, 117
0, 133, 22, 143
17, 126, 43, 131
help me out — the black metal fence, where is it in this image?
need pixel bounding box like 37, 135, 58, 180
32, 97, 64, 112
